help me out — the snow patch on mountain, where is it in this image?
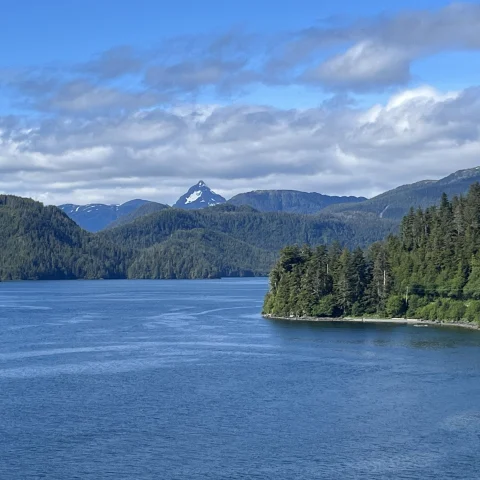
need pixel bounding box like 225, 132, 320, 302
174, 181, 226, 210
185, 190, 202, 204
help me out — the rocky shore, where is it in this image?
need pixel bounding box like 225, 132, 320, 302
262, 314, 480, 331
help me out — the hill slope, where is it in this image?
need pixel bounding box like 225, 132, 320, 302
0, 193, 398, 281
229, 190, 366, 214
100, 204, 395, 253
127, 229, 276, 279
324, 167, 480, 221
0, 195, 129, 280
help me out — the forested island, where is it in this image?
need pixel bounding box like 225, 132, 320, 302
263, 184, 480, 324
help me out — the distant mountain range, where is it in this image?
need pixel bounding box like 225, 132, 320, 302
59, 169, 480, 232
105, 202, 170, 229
59, 199, 151, 232
59, 181, 226, 231
4, 166, 480, 280
59, 181, 365, 232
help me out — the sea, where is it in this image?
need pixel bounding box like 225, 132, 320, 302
1, 278, 480, 479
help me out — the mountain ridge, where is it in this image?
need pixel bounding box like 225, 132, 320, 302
229, 190, 366, 214
59, 199, 151, 232
322, 167, 480, 220
105, 202, 170, 229
57, 166, 480, 232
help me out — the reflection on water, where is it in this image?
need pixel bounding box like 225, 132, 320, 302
269, 317, 480, 350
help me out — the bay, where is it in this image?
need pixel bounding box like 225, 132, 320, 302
1, 278, 480, 479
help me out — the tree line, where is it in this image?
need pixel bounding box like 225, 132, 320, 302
263, 184, 480, 324
0, 196, 277, 280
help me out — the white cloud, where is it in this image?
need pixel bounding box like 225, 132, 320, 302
305, 41, 411, 91
1, 84, 480, 205
281, 3, 480, 91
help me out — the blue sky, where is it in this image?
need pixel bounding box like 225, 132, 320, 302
0, 0, 472, 90
0, 0, 453, 61
1, 1, 480, 204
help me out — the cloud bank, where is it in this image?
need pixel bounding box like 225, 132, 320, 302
1, 84, 479, 205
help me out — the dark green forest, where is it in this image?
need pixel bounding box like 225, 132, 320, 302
4, 181, 479, 289
263, 184, 480, 324
0, 195, 129, 280
127, 229, 275, 279
99, 203, 395, 251
4, 195, 383, 280
101, 204, 352, 251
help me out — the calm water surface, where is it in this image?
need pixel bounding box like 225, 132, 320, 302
1, 278, 480, 479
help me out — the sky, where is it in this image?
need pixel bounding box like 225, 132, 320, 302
1, 0, 480, 205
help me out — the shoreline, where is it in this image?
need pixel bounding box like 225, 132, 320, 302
262, 314, 480, 331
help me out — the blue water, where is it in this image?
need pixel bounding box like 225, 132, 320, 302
1, 279, 480, 479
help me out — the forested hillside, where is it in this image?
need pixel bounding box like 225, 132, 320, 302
100, 204, 394, 252
264, 184, 480, 324
0, 192, 400, 281
0, 195, 129, 280
1, 194, 395, 281
127, 229, 275, 279
228, 190, 365, 214
323, 167, 480, 221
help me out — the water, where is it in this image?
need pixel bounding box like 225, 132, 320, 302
1, 278, 480, 479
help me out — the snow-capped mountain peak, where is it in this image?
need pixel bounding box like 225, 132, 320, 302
174, 181, 226, 210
